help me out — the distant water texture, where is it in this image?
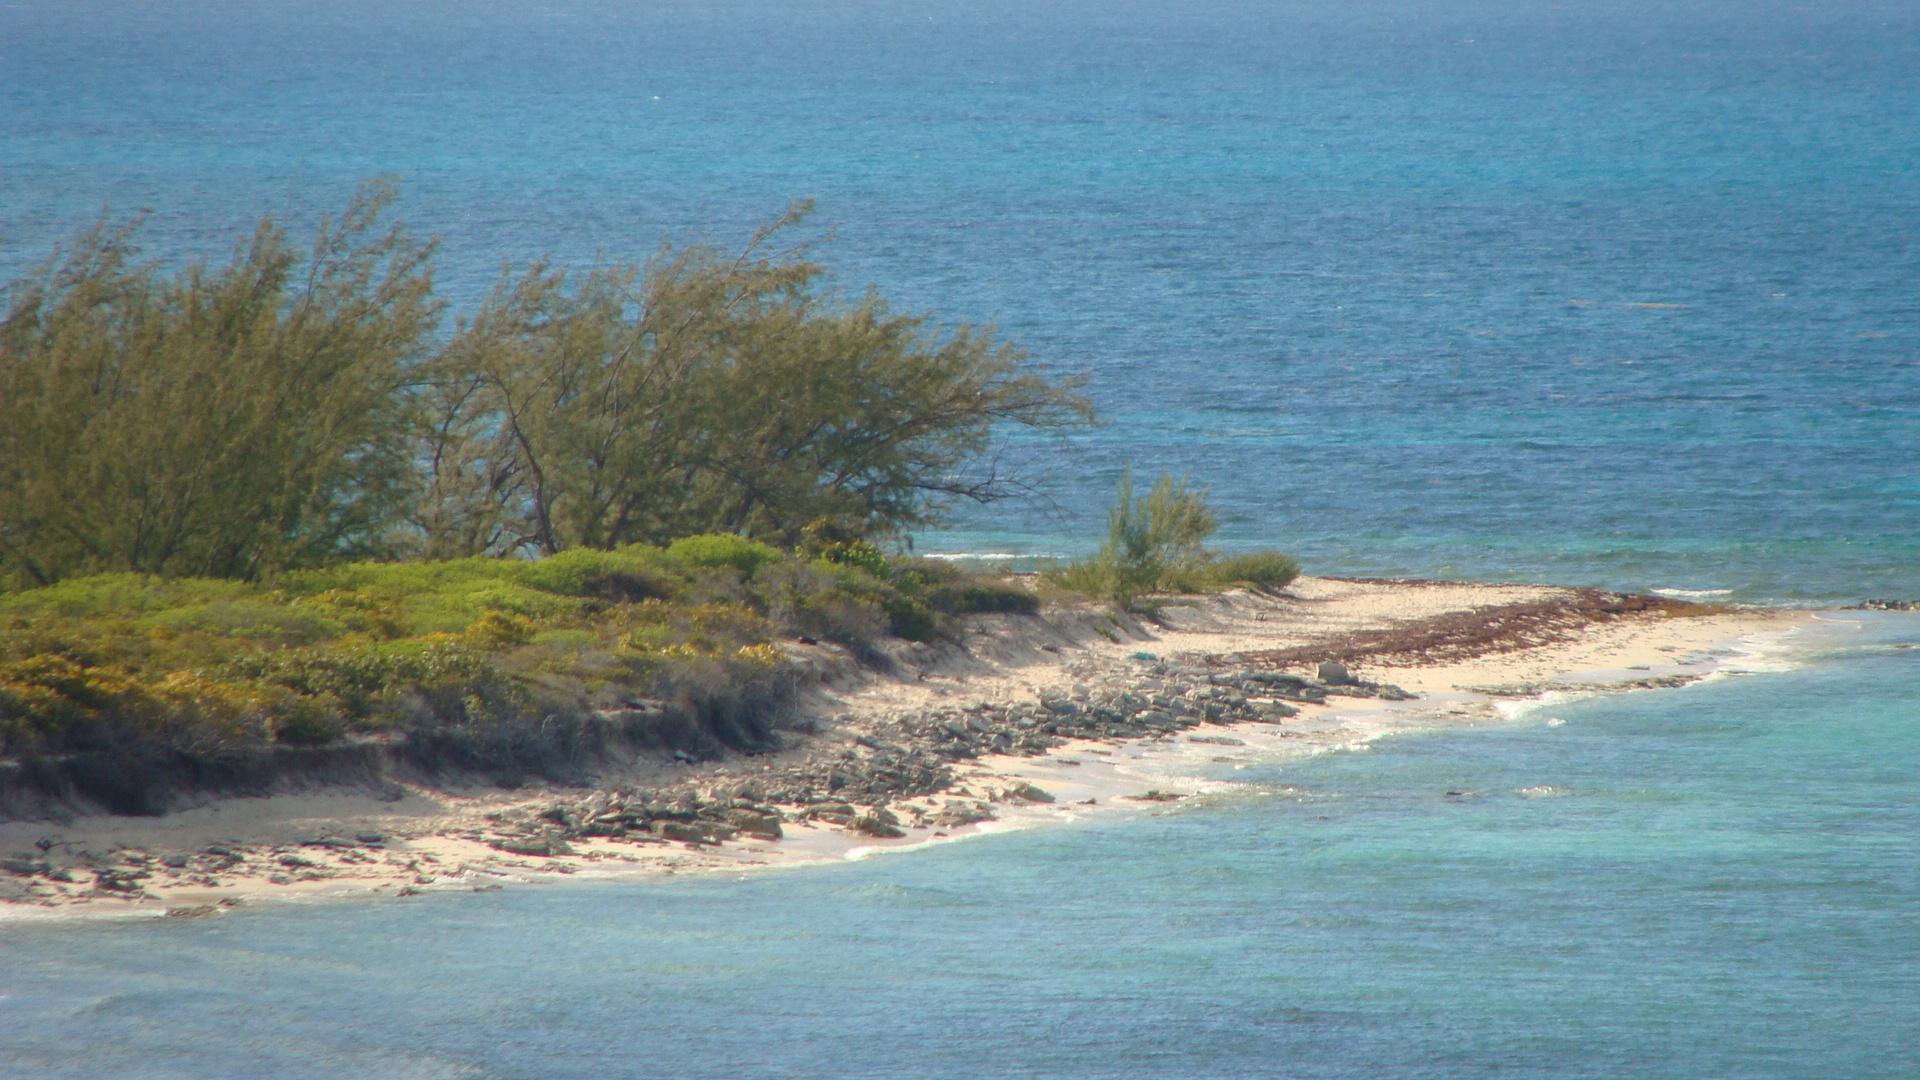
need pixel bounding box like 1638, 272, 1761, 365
2, 613, 1916, 1079
3, 0, 1916, 602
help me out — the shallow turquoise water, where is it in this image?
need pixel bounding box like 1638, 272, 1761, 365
3, 615, 1915, 1078
4, 0, 1917, 601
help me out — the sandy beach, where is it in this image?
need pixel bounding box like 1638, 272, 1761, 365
0, 576, 1809, 920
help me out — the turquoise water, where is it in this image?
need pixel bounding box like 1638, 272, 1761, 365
4, 3, 1918, 1073
4, 0, 1916, 601
2, 614, 1916, 1078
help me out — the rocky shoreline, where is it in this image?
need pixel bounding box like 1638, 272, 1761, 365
0, 578, 1808, 916
443, 660, 1414, 850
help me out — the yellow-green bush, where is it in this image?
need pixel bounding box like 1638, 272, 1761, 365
0, 535, 1048, 760
1046, 470, 1298, 606
666, 535, 782, 579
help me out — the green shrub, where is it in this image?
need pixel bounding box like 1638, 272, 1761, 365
1188, 550, 1300, 592
1047, 469, 1297, 605
514, 545, 676, 599
926, 583, 1040, 617
754, 561, 890, 645
1048, 470, 1213, 606
881, 596, 940, 642
667, 535, 783, 578
0, 182, 433, 588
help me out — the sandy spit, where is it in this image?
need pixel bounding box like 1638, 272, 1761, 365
0, 577, 1810, 921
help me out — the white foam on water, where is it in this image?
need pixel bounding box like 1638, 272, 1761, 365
1651, 587, 1735, 598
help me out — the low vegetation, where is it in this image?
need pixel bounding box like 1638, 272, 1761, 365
1047, 471, 1299, 607
0, 537, 1036, 769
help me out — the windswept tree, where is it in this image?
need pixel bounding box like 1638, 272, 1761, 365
0, 190, 1088, 584
0, 181, 437, 587
412, 201, 1091, 557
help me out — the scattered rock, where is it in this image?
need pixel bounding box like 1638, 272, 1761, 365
695, 821, 740, 842
94, 870, 145, 892
848, 814, 906, 839
492, 837, 578, 857
1123, 790, 1186, 802
723, 808, 784, 839
1002, 782, 1055, 804
926, 801, 996, 827
651, 822, 708, 844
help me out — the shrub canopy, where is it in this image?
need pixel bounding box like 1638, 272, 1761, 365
0, 181, 435, 587
0, 192, 1090, 589
411, 200, 1092, 559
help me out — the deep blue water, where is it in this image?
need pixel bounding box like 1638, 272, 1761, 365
4, 0, 1916, 602
4, 5, 1918, 1075
2, 614, 1916, 1079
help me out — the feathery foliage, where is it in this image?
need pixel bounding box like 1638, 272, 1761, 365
0, 180, 435, 588
1, 191, 1090, 588
1049, 470, 1299, 606
412, 200, 1092, 558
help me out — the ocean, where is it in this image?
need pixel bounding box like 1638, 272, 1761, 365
2, 0, 1917, 1075
4, 0, 1916, 603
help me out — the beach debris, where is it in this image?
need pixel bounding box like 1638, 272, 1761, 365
1122, 790, 1186, 802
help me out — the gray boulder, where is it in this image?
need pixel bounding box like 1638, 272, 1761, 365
848, 814, 906, 839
